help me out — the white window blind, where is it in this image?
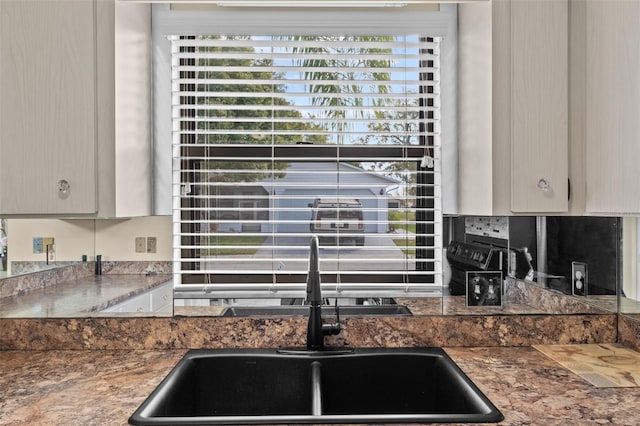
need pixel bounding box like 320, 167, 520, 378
172, 35, 442, 299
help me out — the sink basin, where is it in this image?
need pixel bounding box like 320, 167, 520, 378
220, 304, 412, 317
129, 347, 503, 425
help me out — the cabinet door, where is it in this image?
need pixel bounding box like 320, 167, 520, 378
585, 1, 640, 214
0, 0, 96, 214
510, 0, 569, 213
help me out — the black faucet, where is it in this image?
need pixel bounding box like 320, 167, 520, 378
95, 255, 102, 276
306, 235, 341, 350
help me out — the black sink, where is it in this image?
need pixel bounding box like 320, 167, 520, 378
129, 347, 504, 425
220, 304, 412, 317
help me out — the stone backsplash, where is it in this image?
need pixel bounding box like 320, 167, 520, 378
0, 263, 94, 299
0, 261, 171, 299
0, 314, 617, 351
0, 265, 634, 351
505, 278, 611, 314
619, 314, 640, 352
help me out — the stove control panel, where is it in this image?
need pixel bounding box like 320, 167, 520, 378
446, 241, 494, 270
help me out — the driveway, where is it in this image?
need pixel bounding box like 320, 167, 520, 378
203, 234, 412, 272
255, 234, 406, 271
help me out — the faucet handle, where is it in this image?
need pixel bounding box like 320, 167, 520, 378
320, 299, 341, 338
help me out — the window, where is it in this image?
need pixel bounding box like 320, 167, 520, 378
172, 34, 442, 300
151, 4, 457, 302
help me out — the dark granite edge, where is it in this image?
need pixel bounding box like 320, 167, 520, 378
618, 314, 640, 352
0, 314, 617, 351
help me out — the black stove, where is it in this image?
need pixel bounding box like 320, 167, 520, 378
446, 241, 508, 296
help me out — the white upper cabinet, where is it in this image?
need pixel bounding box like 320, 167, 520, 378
460, 0, 640, 216
458, 0, 570, 215
0, 0, 97, 215
509, 0, 569, 213
0, 0, 151, 217
584, 0, 640, 214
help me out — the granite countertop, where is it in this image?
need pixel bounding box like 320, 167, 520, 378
0, 274, 171, 318
1, 346, 638, 425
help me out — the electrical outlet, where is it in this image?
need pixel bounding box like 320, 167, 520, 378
571, 262, 587, 296
147, 236, 157, 254
33, 237, 43, 254
135, 237, 146, 253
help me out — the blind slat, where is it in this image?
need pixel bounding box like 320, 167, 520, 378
171, 38, 439, 49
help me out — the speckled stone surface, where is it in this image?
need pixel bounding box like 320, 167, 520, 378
0, 263, 94, 298
395, 296, 546, 315
1, 347, 639, 426
0, 314, 617, 350
619, 315, 640, 352
446, 347, 640, 426
0, 275, 172, 318
10, 261, 90, 275
0, 349, 185, 426
0, 261, 171, 300
506, 279, 612, 314
99, 260, 172, 275
396, 278, 615, 316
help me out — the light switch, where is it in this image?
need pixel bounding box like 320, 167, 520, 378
135, 237, 146, 253
147, 237, 157, 254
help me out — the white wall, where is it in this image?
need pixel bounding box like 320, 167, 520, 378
8, 219, 96, 263
7, 216, 172, 264
94, 216, 172, 261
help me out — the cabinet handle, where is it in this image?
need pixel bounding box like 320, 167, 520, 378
57, 180, 70, 194
537, 178, 550, 192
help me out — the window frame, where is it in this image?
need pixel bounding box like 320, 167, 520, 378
152, 5, 458, 300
